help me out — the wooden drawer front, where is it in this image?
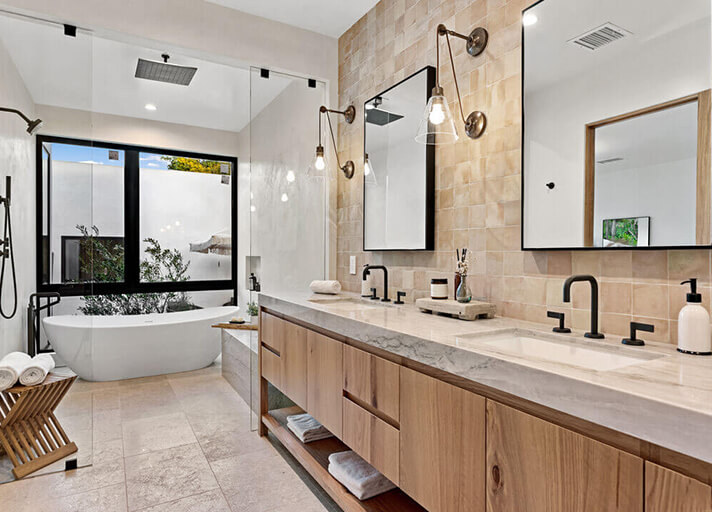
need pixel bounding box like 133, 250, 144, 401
343, 345, 399, 422
261, 347, 281, 388
307, 331, 343, 438
260, 312, 283, 352
280, 322, 308, 409
645, 462, 712, 512
342, 397, 399, 485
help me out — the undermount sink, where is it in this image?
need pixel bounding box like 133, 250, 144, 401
308, 297, 387, 310
457, 330, 662, 372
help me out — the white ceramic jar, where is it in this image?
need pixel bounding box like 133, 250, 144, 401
430, 278, 448, 300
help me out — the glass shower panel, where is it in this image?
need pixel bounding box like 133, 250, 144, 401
247, 68, 327, 429
0, 11, 94, 483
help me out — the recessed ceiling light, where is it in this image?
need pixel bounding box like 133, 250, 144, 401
281, 193, 289, 202
286, 170, 295, 183
522, 12, 538, 26
145, 103, 157, 111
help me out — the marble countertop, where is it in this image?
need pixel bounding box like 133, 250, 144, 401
259, 290, 712, 464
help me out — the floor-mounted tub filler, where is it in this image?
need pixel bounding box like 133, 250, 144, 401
43, 306, 237, 381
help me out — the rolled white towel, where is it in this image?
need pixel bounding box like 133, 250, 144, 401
19, 354, 55, 386
0, 352, 31, 391
328, 450, 396, 500
309, 280, 342, 295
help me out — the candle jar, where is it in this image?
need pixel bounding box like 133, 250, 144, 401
430, 278, 449, 300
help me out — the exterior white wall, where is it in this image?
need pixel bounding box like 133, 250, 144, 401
0, 37, 36, 355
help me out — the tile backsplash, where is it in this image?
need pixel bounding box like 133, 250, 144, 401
335, 0, 712, 344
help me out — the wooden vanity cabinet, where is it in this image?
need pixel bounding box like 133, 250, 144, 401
399, 367, 486, 512
486, 400, 643, 512
259, 312, 307, 409
645, 462, 712, 512
307, 330, 343, 438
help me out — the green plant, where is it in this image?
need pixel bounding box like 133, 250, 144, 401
246, 301, 259, 317
76, 225, 195, 315
160, 156, 229, 175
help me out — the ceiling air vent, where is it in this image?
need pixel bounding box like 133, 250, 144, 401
569, 23, 632, 51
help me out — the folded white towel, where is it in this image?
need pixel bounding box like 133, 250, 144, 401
19, 354, 55, 386
309, 280, 342, 295
287, 413, 333, 443
0, 352, 31, 391
328, 450, 396, 500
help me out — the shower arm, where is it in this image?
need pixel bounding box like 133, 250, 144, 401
0, 107, 32, 125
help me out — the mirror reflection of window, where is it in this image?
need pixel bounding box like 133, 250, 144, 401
522, 0, 712, 249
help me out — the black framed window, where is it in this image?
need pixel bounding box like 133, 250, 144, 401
36, 135, 237, 301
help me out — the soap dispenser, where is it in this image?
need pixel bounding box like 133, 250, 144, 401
678, 279, 711, 355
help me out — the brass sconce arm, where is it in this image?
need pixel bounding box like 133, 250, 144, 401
315, 105, 356, 179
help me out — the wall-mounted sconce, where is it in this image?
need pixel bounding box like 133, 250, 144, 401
313, 105, 356, 179
416, 24, 488, 144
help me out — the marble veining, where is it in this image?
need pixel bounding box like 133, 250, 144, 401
260, 291, 712, 464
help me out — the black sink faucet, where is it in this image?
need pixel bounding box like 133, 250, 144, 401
363, 265, 390, 302
562, 275, 604, 339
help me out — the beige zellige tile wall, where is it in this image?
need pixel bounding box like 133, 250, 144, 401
335, 0, 712, 344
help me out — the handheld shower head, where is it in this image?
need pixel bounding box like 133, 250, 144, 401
0, 107, 42, 135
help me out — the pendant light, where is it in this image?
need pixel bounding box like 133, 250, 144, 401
364, 153, 377, 185
416, 24, 489, 144
312, 105, 356, 179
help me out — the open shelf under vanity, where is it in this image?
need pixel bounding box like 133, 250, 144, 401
262, 407, 425, 512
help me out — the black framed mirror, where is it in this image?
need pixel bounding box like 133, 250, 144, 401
363, 66, 435, 251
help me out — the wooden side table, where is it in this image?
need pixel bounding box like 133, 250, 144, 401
0, 373, 78, 478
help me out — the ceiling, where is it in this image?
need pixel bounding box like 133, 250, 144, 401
523, 0, 710, 92
0, 13, 298, 133
205, 0, 379, 38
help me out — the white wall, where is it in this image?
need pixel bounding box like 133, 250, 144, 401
0, 38, 36, 354
593, 158, 697, 247
38, 105, 240, 157
523, 14, 710, 247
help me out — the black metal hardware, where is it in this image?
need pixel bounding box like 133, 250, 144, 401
65, 458, 78, 471
27, 292, 61, 356
260, 68, 270, 79
622, 321, 654, 346
369, 287, 379, 300
563, 275, 604, 339
547, 311, 571, 333
364, 265, 390, 302
63, 24, 77, 37
395, 291, 406, 304
546, 182, 555, 189
307, 78, 317, 88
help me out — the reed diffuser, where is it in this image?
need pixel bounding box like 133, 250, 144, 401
455, 248, 472, 303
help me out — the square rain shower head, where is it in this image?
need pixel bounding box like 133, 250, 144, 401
135, 58, 197, 86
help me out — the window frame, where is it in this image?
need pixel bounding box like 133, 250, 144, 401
36, 135, 238, 301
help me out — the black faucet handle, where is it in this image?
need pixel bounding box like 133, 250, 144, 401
547, 311, 571, 333
622, 321, 654, 346
394, 291, 406, 305
369, 288, 379, 300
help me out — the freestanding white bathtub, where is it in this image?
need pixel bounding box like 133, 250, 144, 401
43, 306, 238, 381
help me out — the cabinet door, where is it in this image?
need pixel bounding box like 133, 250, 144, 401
487, 400, 643, 512
307, 330, 343, 437
645, 462, 712, 512
280, 322, 307, 409
400, 367, 486, 512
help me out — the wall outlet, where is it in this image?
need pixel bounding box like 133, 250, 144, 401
349, 255, 357, 275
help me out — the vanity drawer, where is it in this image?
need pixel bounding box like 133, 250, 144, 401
261, 346, 281, 388
342, 396, 399, 485
343, 344, 399, 422
260, 312, 283, 353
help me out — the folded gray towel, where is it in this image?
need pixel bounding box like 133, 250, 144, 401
328, 450, 395, 500
287, 413, 333, 443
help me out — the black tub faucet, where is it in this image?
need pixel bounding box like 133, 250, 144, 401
562, 275, 604, 339
363, 265, 390, 302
